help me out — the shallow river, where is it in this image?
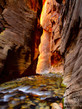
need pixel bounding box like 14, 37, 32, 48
0, 73, 66, 109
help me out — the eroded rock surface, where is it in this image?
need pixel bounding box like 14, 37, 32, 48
37, 0, 82, 108
60, 0, 82, 108
0, 0, 82, 108
37, 0, 64, 74
0, 0, 42, 82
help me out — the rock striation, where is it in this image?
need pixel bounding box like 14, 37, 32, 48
0, 0, 42, 82
60, 0, 82, 108
0, 0, 82, 108
36, 0, 64, 74
37, 0, 82, 108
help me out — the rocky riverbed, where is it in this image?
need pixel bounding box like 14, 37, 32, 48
0, 73, 66, 109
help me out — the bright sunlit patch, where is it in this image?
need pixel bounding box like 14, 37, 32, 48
0, 31, 4, 35
40, 0, 47, 25
36, 30, 51, 74
43, 0, 46, 5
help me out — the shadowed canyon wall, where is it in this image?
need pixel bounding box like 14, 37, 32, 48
0, 0, 42, 82
60, 0, 82, 108
36, 0, 82, 108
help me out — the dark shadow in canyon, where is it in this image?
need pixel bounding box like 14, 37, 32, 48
0, 0, 43, 83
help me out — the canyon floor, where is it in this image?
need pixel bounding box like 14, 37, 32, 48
0, 73, 66, 109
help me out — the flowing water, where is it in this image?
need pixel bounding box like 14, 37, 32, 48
0, 73, 66, 109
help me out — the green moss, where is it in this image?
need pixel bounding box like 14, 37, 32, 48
3, 28, 5, 30
60, 83, 66, 88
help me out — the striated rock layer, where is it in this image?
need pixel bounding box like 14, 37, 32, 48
0, 0, 82, 108
37, 0, 82, 108
60, 0, 82, 108
0, 0, 42, 82
36, 0, 64, 74
36, 30, 51, 73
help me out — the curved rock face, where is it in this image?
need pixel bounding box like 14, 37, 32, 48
0, 0, 82, 108
36, 0, 64, 74
37, 0, 82, 108
36, 30, 51, 74
60, 0, 82, 108
0, 0, 42, 82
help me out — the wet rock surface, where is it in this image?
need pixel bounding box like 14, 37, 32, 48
0, 73, 66, 109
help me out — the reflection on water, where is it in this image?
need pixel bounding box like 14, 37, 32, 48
0, 73, 66, 109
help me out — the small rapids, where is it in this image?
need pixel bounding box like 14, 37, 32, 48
0, 73, 66, 109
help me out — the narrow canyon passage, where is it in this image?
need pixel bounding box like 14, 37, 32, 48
0, 1, 66, 109
0, 0, 82, 109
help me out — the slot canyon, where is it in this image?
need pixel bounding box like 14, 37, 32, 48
0, 0, 82, 109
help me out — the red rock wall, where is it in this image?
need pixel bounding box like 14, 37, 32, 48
36, 0, 64, 74
37, 0, 82, 108
0, 0, 82, 108
0, 0, 42, 82
60, 0, 82, 108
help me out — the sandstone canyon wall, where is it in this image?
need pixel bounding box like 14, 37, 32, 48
36, 0, 64, 74
60, 0, 82, 108
0, 0, 42, 82
36, 0, 82, 108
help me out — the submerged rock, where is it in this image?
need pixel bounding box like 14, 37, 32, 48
51, 103, 62, 109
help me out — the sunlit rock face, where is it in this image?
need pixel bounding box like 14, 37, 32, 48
40, 0, 60, 32
0, 0, 42, 82
36, 0, 64, 74
36, 0, 52, 74
36, 30, 51, 74
37, 0, 82, 108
